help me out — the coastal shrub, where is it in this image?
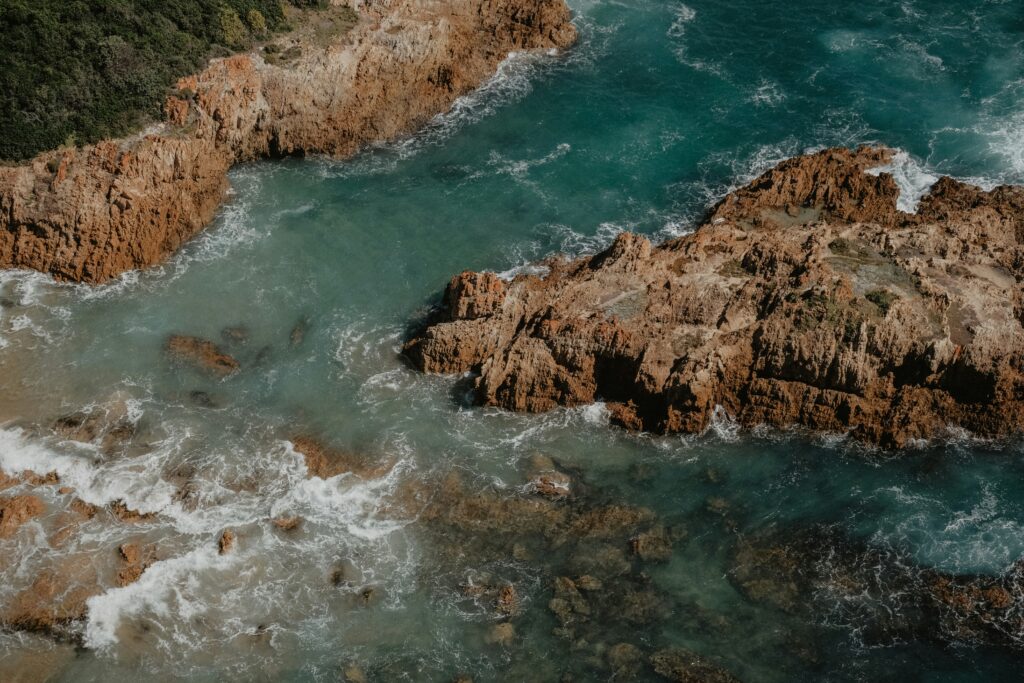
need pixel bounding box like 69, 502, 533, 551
247, 9, 269, 35
220, 8, 250, 49
0, 0, 328, 161
865, 288, 899, 315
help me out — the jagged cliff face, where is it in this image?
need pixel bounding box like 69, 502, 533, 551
404, 146, 1024, 447
0, 0, 576, 283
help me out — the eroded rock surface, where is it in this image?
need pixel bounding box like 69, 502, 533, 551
0, 0, 576, 283
406, 146, 1024, 446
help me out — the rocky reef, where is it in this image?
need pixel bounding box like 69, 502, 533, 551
393, 456, 743, 682
732, 525, 1024, 650
405, 146, 1024, 446
0, 0, 576, 283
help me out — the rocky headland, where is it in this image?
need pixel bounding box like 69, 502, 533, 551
405, 146, 1024, 447
0, 0, 575, 283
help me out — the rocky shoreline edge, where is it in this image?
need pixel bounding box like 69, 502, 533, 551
405, 146, 1024, 448
0, 0, 576, 283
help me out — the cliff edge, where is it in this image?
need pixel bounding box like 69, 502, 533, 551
0, 0, 576, 283
405, 146, 1024, 447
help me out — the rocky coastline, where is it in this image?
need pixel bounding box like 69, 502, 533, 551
405, 146, 1024, 447
0, 0, 576, 283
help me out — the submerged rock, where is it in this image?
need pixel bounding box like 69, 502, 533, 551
405, 146, 1024, 447
0, 568, 96, 636
330, 559, 362, 587
166, 335, 240, 376
52, 398, 137, 452
220, 326, 249, 345
0, 495, 45, 538
343, 666, 367, 683
485, 622, 516, 646
290, 436, 392, 480
731, 526, 1024, 650
629, 527, 673, 562
607, 642, 644, 678
402, 471, 715, 675
650, 648, 741, 683
289, 317, 309, 348
272, 516, 302, 532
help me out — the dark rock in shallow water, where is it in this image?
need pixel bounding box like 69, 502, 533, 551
731, 526, 1024, 650
52, 398, 137, 452
189, 390, 219, 408
629, 526, 674, 562
116, 542, 157, 587
330, 558, 362, 587
289, 316, 310, 347
650, 648, 741, 683
220, 326, 249, 345
166, 335, 239, 377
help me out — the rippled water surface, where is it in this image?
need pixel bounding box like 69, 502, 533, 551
2, 0, 1024, 680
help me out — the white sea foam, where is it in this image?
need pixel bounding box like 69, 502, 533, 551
0, 427, 177, 516
483, 143, 572, 180
666, 3, 720, 74
982, 101, 1024, 182
495, 262, 551, 281
84, 546, 234, 650
706, 405, 740, 442
748, 79, 787, 108
552, 221, 624, 258
870, 480, 1024, 574
332, 317, 397, 371
866, 149, 939, 213
579, 402, 610, 426
273, 447, 411, 542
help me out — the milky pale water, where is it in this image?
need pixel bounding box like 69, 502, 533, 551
1, 0, 1023, 680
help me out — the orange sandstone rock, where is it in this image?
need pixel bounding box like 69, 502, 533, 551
405, 146, 1024, 447
0, 495, 45, 538
0, 0, 576, 284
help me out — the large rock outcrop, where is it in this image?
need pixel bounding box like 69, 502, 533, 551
405, 146, 1024, 447
0, 0, 576, 283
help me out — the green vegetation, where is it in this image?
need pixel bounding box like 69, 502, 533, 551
865, 288, 899, 315
0, 0, 319, 161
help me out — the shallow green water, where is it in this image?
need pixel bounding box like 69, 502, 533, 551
1, 0, 1024, 680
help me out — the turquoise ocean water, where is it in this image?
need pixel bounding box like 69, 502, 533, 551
1, 0, 1023, 680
